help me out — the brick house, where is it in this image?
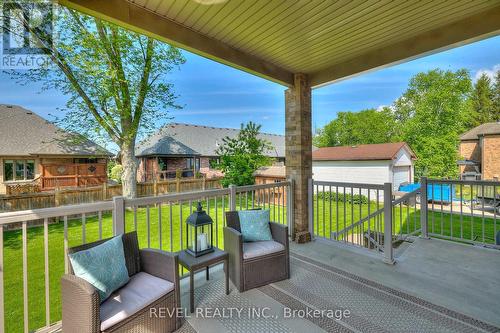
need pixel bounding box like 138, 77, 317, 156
459, 122, 500, 180
0, 105, 111, 194
136, 123, 285, 182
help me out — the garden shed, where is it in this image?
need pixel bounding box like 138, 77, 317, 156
312, 142, 416, 191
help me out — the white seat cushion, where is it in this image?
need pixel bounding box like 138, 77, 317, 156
100, 272, 174, 331
242, 240, 285, 260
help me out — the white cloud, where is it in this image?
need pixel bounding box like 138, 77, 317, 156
474, 64, 500, 82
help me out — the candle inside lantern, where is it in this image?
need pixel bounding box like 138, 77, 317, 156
197, 233, 208, 251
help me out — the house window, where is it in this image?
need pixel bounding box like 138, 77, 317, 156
4, 160, 35, 181
187, 158, 201, 171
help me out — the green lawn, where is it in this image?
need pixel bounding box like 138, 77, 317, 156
3, 196, 498, 332
312, 198, 499, 244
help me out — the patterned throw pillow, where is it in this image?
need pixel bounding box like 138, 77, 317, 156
69, 235, 129, 302
238, 209, 273, 242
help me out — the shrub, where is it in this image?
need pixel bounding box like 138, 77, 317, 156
110, 164, 123, 184
315, 191, 368, 204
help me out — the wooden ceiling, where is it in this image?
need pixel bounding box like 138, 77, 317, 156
61, 0, 500, 87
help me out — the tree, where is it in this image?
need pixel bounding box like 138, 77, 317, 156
470, 73, 494, 126
393, 69, 473, 178
214, 122, 272, 187
4, 3, 185, 197
313, 108, 397, 147
493, 70, 500, 120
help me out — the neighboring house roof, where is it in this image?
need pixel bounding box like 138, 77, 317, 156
312, 142, 415, 161
460, 122, 500, 141
253, 165, 286, 178
136, 123, 285, 158
0, 104, 111, 157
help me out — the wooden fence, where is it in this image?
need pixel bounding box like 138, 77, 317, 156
0, 177, 222, 212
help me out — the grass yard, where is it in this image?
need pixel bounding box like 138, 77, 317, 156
312, 198, 499, 244
3, 196, 498, 332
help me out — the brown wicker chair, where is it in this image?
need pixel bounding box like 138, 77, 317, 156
61, 232, 180, 333
224, 211, 289, 292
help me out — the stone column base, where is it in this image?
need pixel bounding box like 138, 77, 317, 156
294, 231, 312, 244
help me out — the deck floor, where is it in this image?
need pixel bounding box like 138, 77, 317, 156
47, 238, 500, 333
176, 238, 500, 333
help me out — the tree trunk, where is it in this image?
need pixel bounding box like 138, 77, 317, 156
121, 141, 138, 198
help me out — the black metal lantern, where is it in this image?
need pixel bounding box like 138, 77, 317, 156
185, 202, 214, 257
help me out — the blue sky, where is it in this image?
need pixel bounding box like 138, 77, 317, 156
1, 35, 499, 140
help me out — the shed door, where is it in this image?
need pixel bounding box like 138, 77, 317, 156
393, 166, 410, 191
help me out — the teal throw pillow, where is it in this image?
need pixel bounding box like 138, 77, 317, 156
238, 209, 273, 242
68, 235, 129, 302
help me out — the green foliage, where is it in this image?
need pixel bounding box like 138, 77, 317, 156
314, 108, 397, 147
110, 164, 124, 183
393, 69, 473, 178
175, 169, 183, 179
214, 122, 272, 187
470, 73, 495, 126
315, 191, 368, 204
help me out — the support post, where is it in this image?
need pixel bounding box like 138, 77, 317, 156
54, 188, 62, 207
285, 73, 312, 243
383, 183, 395, 264
153, 177, 158, 196
420, 177, 429, 238
102, 182, 108, 200
176, 178, 181, 193
113, 196, 125, 235
229, 184, 237, 211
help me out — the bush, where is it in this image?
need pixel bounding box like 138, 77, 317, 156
110, 164, 123, 184
315, 191, 368, 204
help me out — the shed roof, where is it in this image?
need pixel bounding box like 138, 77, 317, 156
312, 142, 415, 161
136, 123, 284, 158
460, 122, 500, 141
253, 165, 286, 178
0, 105, 111, 157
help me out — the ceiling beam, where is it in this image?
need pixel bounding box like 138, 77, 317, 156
310, 5, 500, 88
58, 0, 294, 87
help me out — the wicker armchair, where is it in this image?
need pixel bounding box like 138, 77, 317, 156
61, 232, 180, 333
224, 211, 290, 292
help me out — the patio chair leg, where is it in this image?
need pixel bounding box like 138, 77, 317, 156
206, 266, 209, 280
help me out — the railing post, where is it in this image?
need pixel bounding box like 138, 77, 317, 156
420, 177, 429, 238
229, 184, 237, 211
383, 182, 395, 264
113, 196, 126, 235
286, 179, 294, 237
308, 178, 314, 240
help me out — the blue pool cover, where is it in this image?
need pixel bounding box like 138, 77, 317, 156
399, 183, 455, 203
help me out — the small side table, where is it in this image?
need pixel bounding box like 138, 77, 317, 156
177, 248, 229, 313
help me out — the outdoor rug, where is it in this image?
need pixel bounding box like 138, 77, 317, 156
178, 251, 500, 333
